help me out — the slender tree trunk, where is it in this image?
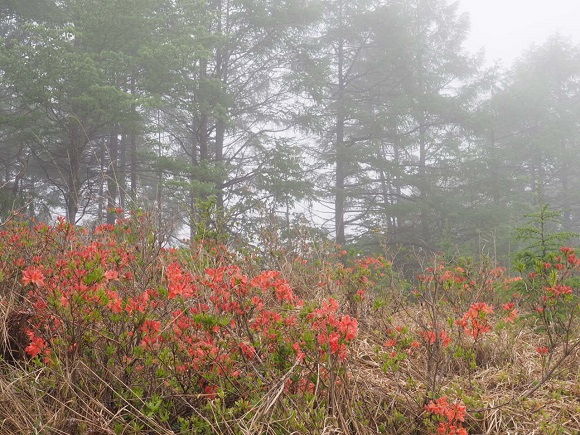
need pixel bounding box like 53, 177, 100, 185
106, 125, 118, 225
418, 111, 429, 246
97, 139, 105, 224
559, 140, 571, 230
199, 58, 209, 163
214, 3, 227, 216
189, 115, 198, 241
190, 57, 210, 240
10, 144, 27, 212
490, 130, 501, 205
334, 1, 346, 246
117, 131, 127, 209
379, 139, 397, 237
66, 127, 81, 223
129, 76, 138, 202
129, 132, 137, 201
378, 163, 390, 234
393, 137, 401, 232
215, 120, 225, 213
533, 153, 545, 200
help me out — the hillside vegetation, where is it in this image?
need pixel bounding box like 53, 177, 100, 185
1, 212, 578, 434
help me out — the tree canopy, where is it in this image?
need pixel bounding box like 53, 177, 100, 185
1, 0, 579, 265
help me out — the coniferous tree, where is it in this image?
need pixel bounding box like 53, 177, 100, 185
0, 0, 147, 222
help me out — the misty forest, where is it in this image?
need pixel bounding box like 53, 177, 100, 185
2, 0, 580, 260
0, 0, 579, 434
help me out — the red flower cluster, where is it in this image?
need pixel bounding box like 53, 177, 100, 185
420, 329, 452, 347
501, 302, 519, 323
560, 246, 580, 267
166, 262, 197, 299
545, 284, 573, 297
25, 330, 49, 359
308, 298, 358, 360
21, 266, 45, 287
455, 302, 494, 340
425, 396, 468, 435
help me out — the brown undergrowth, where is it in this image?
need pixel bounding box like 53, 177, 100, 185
0, 216, 578, 434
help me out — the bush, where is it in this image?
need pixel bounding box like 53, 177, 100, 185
0, 213, 578, 434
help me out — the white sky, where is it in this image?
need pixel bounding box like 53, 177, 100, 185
457, 0, 580, 65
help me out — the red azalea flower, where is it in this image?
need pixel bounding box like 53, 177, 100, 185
22, 266, 45, 287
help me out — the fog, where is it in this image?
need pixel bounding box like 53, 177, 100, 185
1, 0, 579, 262
459, 0, 580, 63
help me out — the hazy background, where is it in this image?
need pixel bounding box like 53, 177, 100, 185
459, 0, 580, 63
2, 0, 580, 262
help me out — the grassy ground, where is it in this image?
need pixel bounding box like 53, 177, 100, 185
0, 216, 578, 434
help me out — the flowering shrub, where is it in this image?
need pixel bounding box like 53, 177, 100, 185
511, 246, 580, 353
455, 302, 494, 341
420, 328, 452, 348
320, 253, 395, 317
424, 396, 468, 435
307, 297, 358, 360
0, 213, 362, 432
0, 214, 577, 433
415, 258, 505, 315
403, 257, 505, 396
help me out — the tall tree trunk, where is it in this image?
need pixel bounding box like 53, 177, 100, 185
489, 130, 501, 205
189, 116, 198, 241
66, 126, 81, 223
379, 138, 398, 238
106, 125, 118, 225
215, 119, 226, 213
190, 57, 210, 240
392, 137, 402, 232
560, 140, 571, 231
532, 153, 545, 200
129, 132, 137, 201
199, 58, 209, 163
214, 3, 227, 218
97, 139, 105, 224
119, 133, 127, 209
418, 111, 429, 246
334, 1, 346, 246
129, 76, 138, 202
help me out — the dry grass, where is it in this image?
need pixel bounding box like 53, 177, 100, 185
1, 303, 579, 434
336, 306, 580, 435
0, 222, 578, 434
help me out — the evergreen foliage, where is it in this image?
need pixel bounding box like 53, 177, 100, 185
514, 203, 579, 272
0, 0, 579, 265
